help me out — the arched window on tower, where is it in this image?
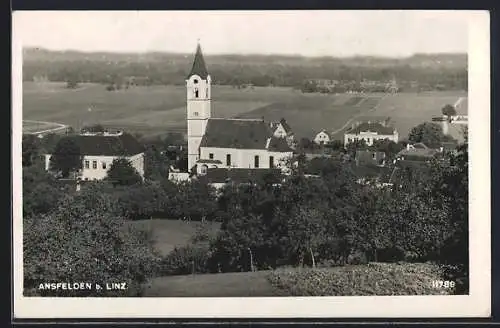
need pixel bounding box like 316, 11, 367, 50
194, 89, 199, 98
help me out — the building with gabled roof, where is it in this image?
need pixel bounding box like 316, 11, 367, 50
184, 43, 294, 175
313, 129, 332, 145
344, 120, 398, 146
43, 130, 145, 181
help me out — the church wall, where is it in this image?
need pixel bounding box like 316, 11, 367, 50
200, 147, 292, 170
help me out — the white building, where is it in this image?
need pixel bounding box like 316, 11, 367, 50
44, 131, 145, 181
344, 121, 398, 146
185, 43, 294, 174
313, 130, 332, 145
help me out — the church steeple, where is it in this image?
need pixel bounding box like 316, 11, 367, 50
188, 43, 209, 79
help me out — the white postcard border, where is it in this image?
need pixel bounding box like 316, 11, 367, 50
12, 10, 491, 319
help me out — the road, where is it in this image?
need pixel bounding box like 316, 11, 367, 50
23, 120, 69, 135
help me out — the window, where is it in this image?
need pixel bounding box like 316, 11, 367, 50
84, 160, 90, 169
193, 79, 198, 84
209, 153, 214, 159
206, 88, 209, 97
102, 162, 107, 169
194, 89, 199, 98
372, 153, 376, 160
269, 156, 274, 168
92, 161, 97, 169
226, 154, 231, 166
194, 112, 199, 116
254, 155, 260, 168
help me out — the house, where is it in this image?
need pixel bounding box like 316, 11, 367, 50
344, 120, 398, 146
184, 43, 294, 175
43, 130, 145, 181
313, 130, 332, 145
355, 150, 386, 167
395, 143, 439, 167
270, 118, 295, 147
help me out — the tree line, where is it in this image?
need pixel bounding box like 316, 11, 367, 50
24, 56, 466, 91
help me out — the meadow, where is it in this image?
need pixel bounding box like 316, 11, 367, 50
125, 219, 221, 257
23, 82, 467, 141
128, 219, 455, 297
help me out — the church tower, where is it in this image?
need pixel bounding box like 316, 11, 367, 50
186, 43, 211, 172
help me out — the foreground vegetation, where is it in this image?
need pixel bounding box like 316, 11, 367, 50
22, 120, 468, 296
268, 263, 454, 296
143, 262, 454, 297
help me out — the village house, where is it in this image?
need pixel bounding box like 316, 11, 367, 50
313, 130, 332, 145
270, 118, 295, 148
344, 119, 399, 146
184, 43, 294, 176
44, 130, 145, 181
395, 142, 439, 167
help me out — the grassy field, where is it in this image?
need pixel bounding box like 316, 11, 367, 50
23, 82, 467, 141
126, 219, 220, 257
143, 262, 454, 297
144, 270, 286, 297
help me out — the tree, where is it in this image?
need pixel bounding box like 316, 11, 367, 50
49, 137, 83, 178
287, 206, 327, 268
370, 139, 404, 160
22, 134, 40, 167
65, 72, 80, 89
23, 165, 69, 217
441, 104, 457, 118
326, 140, 343, 152
408, 122, 451, 148
106, 158, 143, 186
23, 188, 160, 296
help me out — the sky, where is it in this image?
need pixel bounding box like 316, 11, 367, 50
14, 11, 470, 57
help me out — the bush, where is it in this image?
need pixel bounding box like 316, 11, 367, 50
23, 190, 161, 297
268, 263, 455, 296
159, 244, 212, 276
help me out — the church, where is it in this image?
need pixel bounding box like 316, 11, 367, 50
185, 43, 294, 175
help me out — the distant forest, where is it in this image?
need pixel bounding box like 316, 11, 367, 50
23, 48, 468, 92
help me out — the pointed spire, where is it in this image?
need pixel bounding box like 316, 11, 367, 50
187, 42, 209, 79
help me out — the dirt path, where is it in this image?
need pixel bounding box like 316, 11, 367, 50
330, 94, 389, 136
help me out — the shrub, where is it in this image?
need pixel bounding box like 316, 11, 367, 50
23, 190, 161, 297
268, 263, 455, 296
159, 244, 213, 276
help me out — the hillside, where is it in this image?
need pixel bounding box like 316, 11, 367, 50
23, 47, 467, 69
